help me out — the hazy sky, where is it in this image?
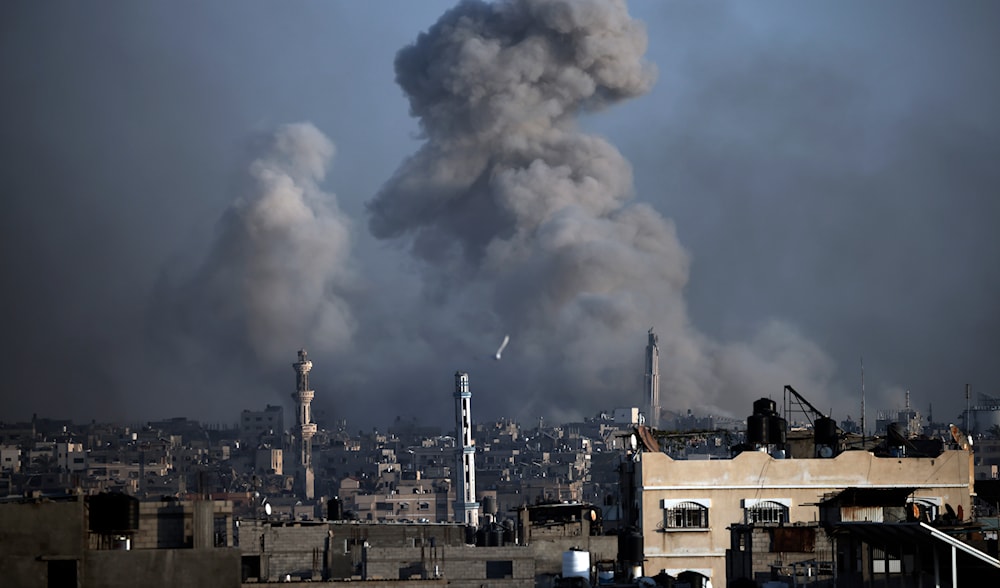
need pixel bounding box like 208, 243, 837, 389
2, 1, 997, 431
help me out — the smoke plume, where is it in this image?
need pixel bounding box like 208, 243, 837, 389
161, 123, 356, 370
367, 0, 838, 422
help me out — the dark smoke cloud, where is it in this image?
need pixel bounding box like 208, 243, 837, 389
367, 0, 840, 423
2, 1, 996, 431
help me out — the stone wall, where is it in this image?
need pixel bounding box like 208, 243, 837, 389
363, 544, 535, 588
85, 548, 241, 588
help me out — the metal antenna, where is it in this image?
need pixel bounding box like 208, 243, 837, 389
860, 356, 866, 444
966, 384, 971, 432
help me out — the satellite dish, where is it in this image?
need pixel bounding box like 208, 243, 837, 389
629, 433, 638, 451
264, 503, 272, 516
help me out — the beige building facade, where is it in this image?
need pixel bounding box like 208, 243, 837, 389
636, 448, 974, 584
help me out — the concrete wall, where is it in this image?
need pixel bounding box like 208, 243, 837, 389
132, 499, 233, 549
363, 544, 534, 588
637, 449, 973, 584
0, 499, 85, 587
527, 535, 618, 576
726, 523, 834, 585
85, 548, 241, 588
238, 520, 470, 581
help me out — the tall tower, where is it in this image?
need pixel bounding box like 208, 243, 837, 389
453, 371, 479, 527
644, 328, 661, 429
292, 349, 317, 499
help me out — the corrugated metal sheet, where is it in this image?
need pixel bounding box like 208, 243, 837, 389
840, 506, 884, 522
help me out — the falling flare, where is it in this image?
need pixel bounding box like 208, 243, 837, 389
495, 334, 510, 360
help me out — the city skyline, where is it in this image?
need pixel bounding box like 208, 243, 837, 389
2, 1, 997, 431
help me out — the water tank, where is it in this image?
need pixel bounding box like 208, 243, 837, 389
489, 527, 504, 547
618, 529, 644, 565
814, 417, 838, 447
747, 415, 771, 446
482, 495, 497, 515
327, 497, 343, 520
597, 571, 615, 585
769, 416, 787, 447
89, 493, 139, 534
753, 398, 777, 416
562, 550, 590, 580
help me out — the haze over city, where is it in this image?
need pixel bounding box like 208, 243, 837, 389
2, 0, 997, 431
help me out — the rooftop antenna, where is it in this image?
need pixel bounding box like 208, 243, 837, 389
966, 383, 971, 432
860, 356, 867, 444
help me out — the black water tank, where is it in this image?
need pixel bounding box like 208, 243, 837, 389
753, 398, 777, 416
814, 417, 838, 447
489, 527, 504, 547
89, 492, 139, 533
888, 422, 907, 446
328, 497, 343, 520
618, 528, 644, 565
769, 416, 788, 447
747, 415, 771, 446
482, 495, 497, 515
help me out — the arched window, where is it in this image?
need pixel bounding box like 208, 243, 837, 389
663, 500, 709, 529
742, 498, 791, 524
745, 500, 789, 524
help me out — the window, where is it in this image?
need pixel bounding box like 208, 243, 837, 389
486, 560, 514, 579
661, 499, 710, 530
744, 499, 790, 524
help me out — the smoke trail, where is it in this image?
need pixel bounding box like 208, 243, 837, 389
164, 122, 357, 365
368, 0, 839, 421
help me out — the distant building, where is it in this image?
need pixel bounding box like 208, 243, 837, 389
0, 445, 21, 473
239, 405, 283, 446
254, 447, 282, 476
613, 407, 640, 425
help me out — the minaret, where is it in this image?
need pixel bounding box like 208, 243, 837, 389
292, 349, 317, 499
453, 371, 479, 527
644, 328, 661, 429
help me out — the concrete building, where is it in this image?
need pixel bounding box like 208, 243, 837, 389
56, 441, 86, 472
644, 328, 660, 429
0, 445, 20, 473
291, 349, 317, 499
0, 494, 239, 588
633, 447, 974, 586
255, 447, 283, 476
240, 405, 284, 445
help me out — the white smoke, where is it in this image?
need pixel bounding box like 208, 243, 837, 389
367, 0, 840, 421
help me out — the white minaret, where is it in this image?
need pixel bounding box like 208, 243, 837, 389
645, 328, 660, 429
292, 349, 317, 499
453, 371, 479, 527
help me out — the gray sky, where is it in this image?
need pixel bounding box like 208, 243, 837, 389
1, 1, 997, 431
